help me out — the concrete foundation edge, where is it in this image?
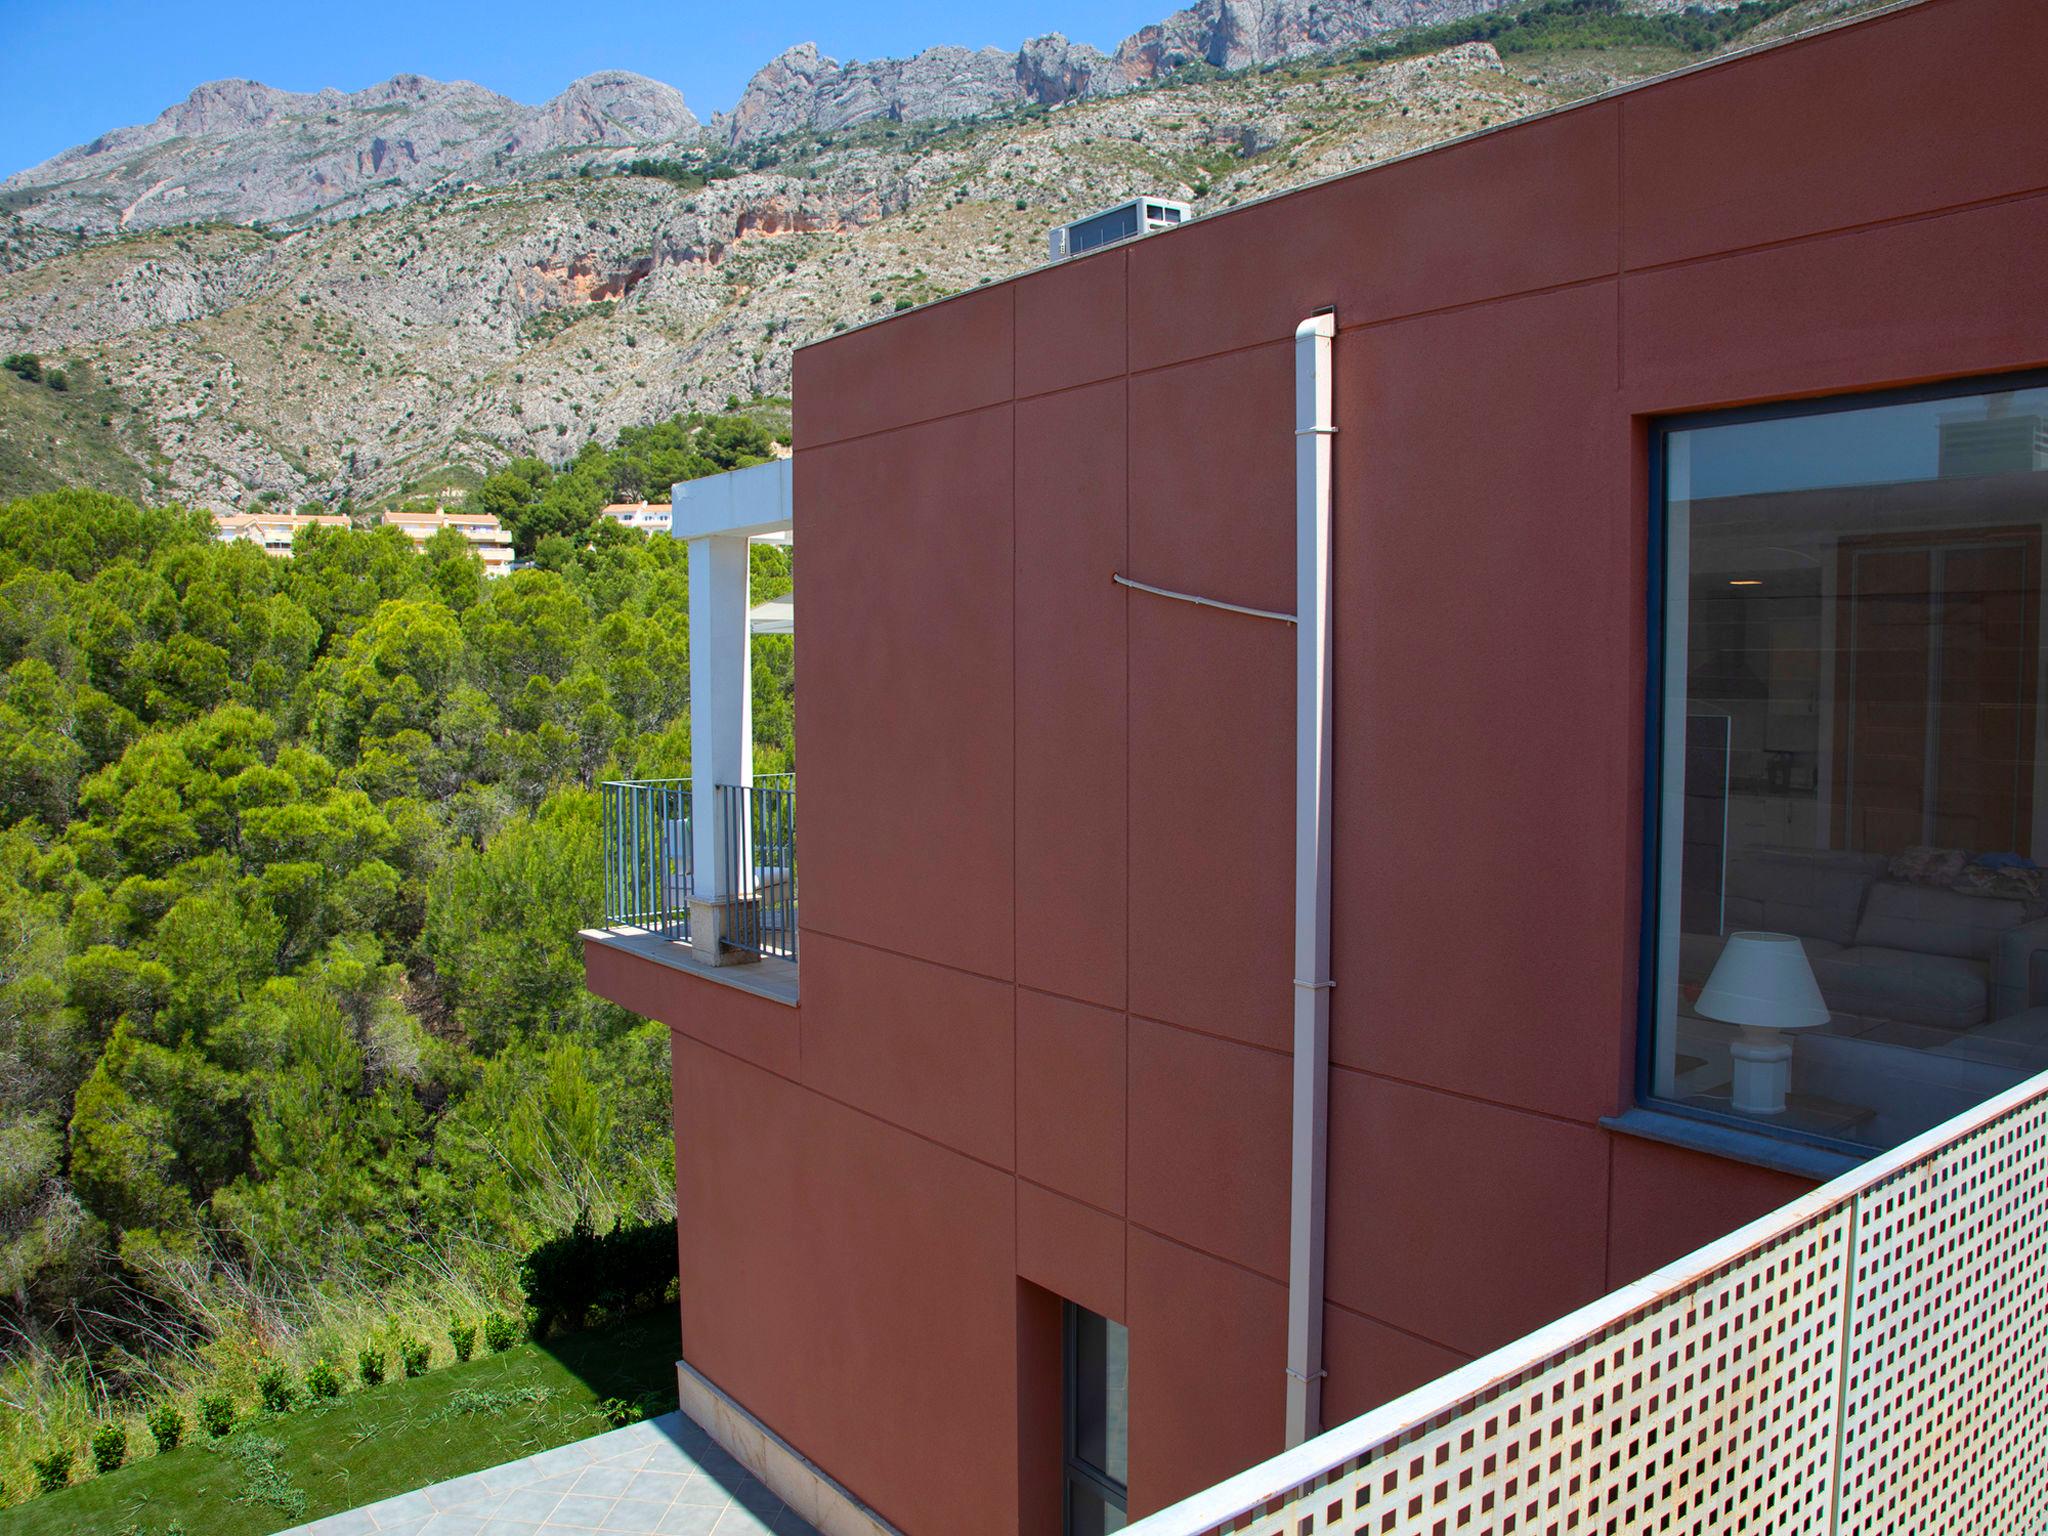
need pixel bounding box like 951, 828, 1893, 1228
675, 1359, 905, 1536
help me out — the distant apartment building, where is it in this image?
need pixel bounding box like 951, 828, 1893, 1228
381, 507, 516, 577
600, 500, 675, 533
584, 3, 2048, 1534
213, 508, 350, 556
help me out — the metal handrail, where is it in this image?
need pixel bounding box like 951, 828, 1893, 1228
717, 778, 797, 961
600, 778, 693, 941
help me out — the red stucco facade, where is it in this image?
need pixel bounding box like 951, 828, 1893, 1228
583, 1, 2048, 1529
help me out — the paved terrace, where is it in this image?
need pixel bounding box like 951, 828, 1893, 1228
284, 1412, 819, 1536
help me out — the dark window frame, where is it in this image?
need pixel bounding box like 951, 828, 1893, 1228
1062, 1301, 1127, 1534
1636, 366, 2048, 1157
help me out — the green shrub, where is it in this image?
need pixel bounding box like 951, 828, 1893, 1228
449, 1320, 477, 1362
197, 1392, 236, 1439
30, 1445, 72, 1493
146, 1401, 186, 1452
90, 1421, 127, 1473
483, 1312, 518, 1353
597, 1395, 644, 1428
520, 1214, 677, 1336
257, 1362, 298, 1413
398, 1335, 431, 1377
357, 1346, 386, 1386
306, 1357, 342, 1399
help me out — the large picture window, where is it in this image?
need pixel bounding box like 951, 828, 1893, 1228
1651, 376, 2048, 1152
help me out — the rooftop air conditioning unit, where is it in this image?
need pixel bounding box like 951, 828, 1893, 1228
1047, 196, 1191, 261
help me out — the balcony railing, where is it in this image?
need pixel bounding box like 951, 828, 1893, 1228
718, 774, 797, 961
601, 778, 693, 941
600, 776, 796, 963
1125, 1066, 2048, 1536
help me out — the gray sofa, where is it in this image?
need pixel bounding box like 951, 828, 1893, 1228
1679, 846, 2048, 1031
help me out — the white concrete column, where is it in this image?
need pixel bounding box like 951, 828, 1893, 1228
689, 533, 754, 908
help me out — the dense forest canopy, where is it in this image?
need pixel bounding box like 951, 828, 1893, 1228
466, 409, 783, 556
0, 423, 792, 1493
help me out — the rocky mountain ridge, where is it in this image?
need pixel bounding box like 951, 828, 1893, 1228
0, 0, 1880, 512
5, 0, 1540, 236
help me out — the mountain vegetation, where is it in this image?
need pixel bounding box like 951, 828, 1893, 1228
0, 424, 792, 1504
0, 0, 1886, 513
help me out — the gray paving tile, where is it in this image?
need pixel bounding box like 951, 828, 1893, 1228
300, 1513, 380, 1536
282, 1411, 819, 1536
623, 1469, 692, 1503
551, 1492, 618, 1528
573, 1463, 645, 1498
427, 1473, 499, 1509
495, 1486, 568, 1523
481, 1461, 544, 1494
370, 1491, 440, 1526
673, 1473, 733, 1507
603, 1497, 675, 1530
709, 1507, 780, 1536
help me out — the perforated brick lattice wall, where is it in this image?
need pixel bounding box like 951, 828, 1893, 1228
1219, 1212, 1850, 1536
1131, 1075, 2048, 1536
1834, 1095, 2048, 1536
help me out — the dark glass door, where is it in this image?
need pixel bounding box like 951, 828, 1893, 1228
1063, 1303, 1128, 1534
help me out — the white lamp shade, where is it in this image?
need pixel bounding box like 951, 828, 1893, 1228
1695, 931, 1829, 1030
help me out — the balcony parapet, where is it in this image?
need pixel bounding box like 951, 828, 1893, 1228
1124, 1065, 2048, 1535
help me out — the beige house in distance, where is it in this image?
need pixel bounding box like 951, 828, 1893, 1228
213, 509, 350, 557
382, 507, 516, 577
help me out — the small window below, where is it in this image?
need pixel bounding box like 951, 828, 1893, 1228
1064, 1303, 1127, 1534
1650, 375, 2048, 1153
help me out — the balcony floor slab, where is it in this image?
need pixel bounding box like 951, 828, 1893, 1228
583, 927, 800, 1008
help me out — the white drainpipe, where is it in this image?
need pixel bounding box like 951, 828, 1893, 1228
1285, 310, 1337, 1448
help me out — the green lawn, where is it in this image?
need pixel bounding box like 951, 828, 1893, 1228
0, 1310, 679, 1536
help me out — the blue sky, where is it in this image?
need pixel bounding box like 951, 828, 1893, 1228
0, 0, 1164, 178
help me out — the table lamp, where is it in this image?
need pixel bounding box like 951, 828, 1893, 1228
1694, 931, 1829, 1116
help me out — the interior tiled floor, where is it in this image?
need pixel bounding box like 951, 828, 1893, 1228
282, 1412, 818, 1536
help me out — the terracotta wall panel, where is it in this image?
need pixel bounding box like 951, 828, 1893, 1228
795, 284, 1014, 448
1324, 1070, 1609, 1357
799, 932, 1016, 1169
1320, 1304, 1471, 1428
797, 408, 1017, 978
1015, 382, 1129, 1006
1621, 0, 2048, 270
1017, 1181, 1126, 1322
1016, 988, 1126, 1214
673, 1039, 1022, 1536
1126, 101, 1619, 371
1621, 192, 2048, 415
1605, 1133, 1811, 1289
1329, 284, 1636, 1123
1016, 247, 1127, 398
582, 940, 799, 1077
1128, 594, 1294, 1050
1128, 344, 1296, 619
1127, 1019, 1291, 1281
1126, 1230, 1286, 1517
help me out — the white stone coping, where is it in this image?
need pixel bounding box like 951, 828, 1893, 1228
677, 1359, 903, 1536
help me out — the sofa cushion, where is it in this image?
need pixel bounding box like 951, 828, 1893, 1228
1933, 1005, 2048, 1070
1724, 847, 1886, 947
1852, 881, 2026, 962
1812, 946, 1989, 1030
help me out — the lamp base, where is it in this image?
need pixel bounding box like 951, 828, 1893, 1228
1730, 1025, 1794, 1116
